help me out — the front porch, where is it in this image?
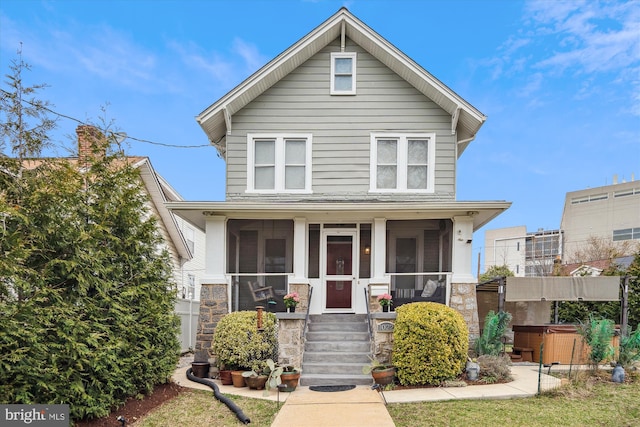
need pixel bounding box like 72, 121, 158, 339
223, 218, 458, 315
168, 200, 509, 360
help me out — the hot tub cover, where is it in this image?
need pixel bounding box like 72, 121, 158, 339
506, 276, 620, 302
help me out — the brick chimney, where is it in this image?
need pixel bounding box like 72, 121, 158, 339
76, 125, 106, 167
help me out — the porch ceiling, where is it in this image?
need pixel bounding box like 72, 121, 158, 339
166, 200, 511, 232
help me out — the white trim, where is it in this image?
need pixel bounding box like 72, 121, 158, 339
330, 52, 357, 95
321, 228, 358, 313
369, 132, 436, 193
246, 133, 313, 193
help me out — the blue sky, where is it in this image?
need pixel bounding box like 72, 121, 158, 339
1, 0, 639, 269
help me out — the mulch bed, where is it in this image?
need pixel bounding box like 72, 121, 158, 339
74, 382, 187, 427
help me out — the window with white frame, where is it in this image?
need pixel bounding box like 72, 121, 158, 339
370, 133, 435, 192
247, 134, 312, 193
331, 52, 357, 95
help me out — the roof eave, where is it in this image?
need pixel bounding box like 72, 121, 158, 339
196, 8, 486, 151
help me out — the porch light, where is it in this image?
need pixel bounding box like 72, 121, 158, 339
364, 245, 371, 255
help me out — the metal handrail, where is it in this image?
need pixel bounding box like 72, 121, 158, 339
302, 286, 313, 341
364, 287, 373, 341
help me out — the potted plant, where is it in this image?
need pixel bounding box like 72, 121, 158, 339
218, 365, 233, 385
283, 292, 300, 313
279, 364, 302, 392
363, 357, 396, 385
231, 370, 248, 387
242, 370, 269, 390
263, 358, 284, 396
377, 293, 393, 312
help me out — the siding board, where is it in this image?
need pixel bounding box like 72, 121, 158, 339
225, 39, 456, 201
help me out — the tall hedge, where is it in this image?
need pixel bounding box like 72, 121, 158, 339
392, 302, 469, 385
0, 136, 180, 420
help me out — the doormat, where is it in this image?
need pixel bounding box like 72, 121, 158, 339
309, 385, 356, 392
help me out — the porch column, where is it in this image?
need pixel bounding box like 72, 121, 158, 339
291, 217, 309, 284
203, 214, 227, 283
451, 214, 480, 339
371, 218, 390, 286
195, 214, 228, 355
451, 215, 475, 283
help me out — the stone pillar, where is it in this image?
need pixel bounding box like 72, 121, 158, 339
276, 315, 305, 368
449, 282, 480, 341
371, 315, 395, 363
195, 283, 229, 354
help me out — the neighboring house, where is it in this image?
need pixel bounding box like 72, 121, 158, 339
484, 226, 562, 277
20, 125, 205, 351
561, 177, 640, 262
562, 255, 634, 277
169, 7, 510, 353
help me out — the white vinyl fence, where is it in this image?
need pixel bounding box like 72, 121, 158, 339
175, 299, 200, 353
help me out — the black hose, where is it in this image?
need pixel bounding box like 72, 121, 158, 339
186, 368, 251, 424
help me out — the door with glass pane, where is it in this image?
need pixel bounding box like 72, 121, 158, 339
323, 231, 356, 310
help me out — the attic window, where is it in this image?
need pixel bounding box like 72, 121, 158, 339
331, 52, 356, 95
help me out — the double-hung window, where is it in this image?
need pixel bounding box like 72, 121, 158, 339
247, 134, 312, 193
331, 52, 357, 95
370, 133, 435, 192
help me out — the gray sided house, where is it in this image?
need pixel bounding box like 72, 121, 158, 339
169, 8, 510, 371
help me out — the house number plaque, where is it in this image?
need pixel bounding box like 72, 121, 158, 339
377, 321, 394, 333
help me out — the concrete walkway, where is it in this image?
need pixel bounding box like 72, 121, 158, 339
172, 364, 561, 427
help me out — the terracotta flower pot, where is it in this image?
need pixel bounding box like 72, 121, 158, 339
371, 366, 395, 385
244, 374, 268, 390
278, 371, 301, 392
219, 369, 233, 385
231, 370, 247, 387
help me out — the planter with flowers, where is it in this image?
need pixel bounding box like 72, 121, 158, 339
377, 293, 393, 312
284, 292, 300, 313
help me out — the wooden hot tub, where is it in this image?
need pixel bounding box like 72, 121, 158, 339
512, 325, 619, 365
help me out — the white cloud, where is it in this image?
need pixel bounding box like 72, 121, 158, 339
525, 1, 639, 73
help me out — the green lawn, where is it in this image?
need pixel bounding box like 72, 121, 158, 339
134, 374, 640, 427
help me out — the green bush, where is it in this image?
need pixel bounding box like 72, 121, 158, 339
475, 310, 512, 356
617, 326, 640, 369
477, 354, 512, 383
392, 302, 469, 385
211, 311, 278, 372
578, 316, 615, 369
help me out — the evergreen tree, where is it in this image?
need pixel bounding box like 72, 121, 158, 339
0, 54, 179, 420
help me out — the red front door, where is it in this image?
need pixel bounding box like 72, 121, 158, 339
324, 232, 355, 310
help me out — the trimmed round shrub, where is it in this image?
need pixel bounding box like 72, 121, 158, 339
392, 302, 469, 385
211, 311, 278, 372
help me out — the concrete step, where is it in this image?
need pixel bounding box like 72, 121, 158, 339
305, 331, 370, 342
302, 362, 369, 375
307, 322, 369, 332
308, 314, 367, 323
300, 373, 373, 387
304, 340, 371, 353
303, 351, 371, 364
301, 314, 373, 388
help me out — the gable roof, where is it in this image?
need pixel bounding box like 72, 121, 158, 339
14, 127, 193, 262
197, 7, 486, 158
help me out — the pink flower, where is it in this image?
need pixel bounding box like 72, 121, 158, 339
284, 292, 300, 307
377, 293, 392, 305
